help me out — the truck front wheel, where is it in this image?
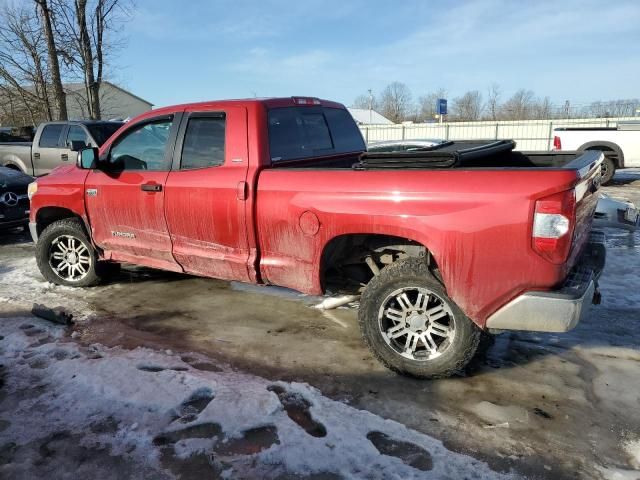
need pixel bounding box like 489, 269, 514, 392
36, 218, 103, 287
358, 257, 481, 379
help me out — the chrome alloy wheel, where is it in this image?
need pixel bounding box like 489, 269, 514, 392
48, 235, 92, 282
378, 287, 456, 361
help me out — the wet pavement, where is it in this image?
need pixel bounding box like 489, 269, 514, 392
1, 170, 639, 479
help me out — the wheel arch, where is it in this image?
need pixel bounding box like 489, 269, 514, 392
35, 207, 89, 238
1, 158, 28, 173
578, 141, 625, 168
318, 232, 441, 294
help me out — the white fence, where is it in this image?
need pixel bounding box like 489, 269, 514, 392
360, 117, 638, 151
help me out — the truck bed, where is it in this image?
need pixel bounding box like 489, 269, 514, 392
270, 140, 601, 172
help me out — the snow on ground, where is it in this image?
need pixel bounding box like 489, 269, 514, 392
0, 316, 516, 479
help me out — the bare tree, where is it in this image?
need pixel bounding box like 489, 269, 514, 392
500, 89, 535, 120
532, 96, 553, 119
352, 92, 378, 111
35, 0, 68, 120
451, 90, 483, 121
586, 99, 640, 118
417, 88, 447, 122
52, 0, 129, 119
486, 83, 501, 120
0, 3, 54, 125
378, 81, 413, 123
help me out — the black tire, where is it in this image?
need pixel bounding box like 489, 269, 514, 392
358, 257, 481, 379
600, 155, 616, 185
36, 218, 103, 287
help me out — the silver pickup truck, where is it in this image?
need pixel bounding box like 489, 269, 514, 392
0, 120, 123, 176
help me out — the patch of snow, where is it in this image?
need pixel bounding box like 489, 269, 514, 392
623, 439, 640, 469
0, 317, 517, 479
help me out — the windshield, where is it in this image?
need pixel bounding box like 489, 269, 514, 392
87, 122, 123, 146
268, 106, 365, 162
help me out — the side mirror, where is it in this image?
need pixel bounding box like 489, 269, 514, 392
77, 147, 99, 169
68, 140, 87, 152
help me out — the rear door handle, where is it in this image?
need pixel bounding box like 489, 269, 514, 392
33, 152, 40, 159
141, 183, 162, 192
61, 153, 68, 161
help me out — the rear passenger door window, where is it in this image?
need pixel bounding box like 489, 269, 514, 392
38, 124, 64, 148
180, 115, 226, 169
66, 125, 90, 148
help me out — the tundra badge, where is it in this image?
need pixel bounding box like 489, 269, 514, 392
86, 188, 98, 197
111, 231, 135, 239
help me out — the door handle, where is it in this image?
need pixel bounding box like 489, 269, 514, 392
34, 152, 40, 159
141, 183, 162, 192
61, 153, 68, 161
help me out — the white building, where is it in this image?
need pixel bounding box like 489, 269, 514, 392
348, 107, 394, 125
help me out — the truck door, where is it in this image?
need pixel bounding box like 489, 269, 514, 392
164, 107, 251, 281
84, 114, 183, 272
32, 123, 66, 176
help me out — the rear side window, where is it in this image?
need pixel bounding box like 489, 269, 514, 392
268, 106, 365, 162
66, 125, 90, 146
180, 116, 226, 169
324, 108, 366, 153
39, 124, 64, 148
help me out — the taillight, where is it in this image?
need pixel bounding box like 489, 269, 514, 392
553, 135, 562, 150
532, 190, 576, 264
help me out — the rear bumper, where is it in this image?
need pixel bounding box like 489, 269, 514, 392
486, 232, 606, 333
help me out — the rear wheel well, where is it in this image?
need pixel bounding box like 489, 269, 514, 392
320, 234, 439, 294
3, 163, 22, 171
36, 207, 84, 237
581, 143, 623, 168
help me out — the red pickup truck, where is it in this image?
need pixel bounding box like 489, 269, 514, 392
27, 97, 605, 378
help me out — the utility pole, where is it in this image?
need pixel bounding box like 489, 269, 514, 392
368, 89, 373, 125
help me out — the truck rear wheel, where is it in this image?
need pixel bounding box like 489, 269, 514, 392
600, 156, 616, 185
36, 218, 103, 287
358, 257, 481, 379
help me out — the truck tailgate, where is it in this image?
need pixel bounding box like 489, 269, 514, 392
566, 151, 604, 270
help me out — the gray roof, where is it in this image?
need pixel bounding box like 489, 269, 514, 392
64, 81, 153, 107
347, 108, 394, 125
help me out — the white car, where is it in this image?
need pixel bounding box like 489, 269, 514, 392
553, 121, 640, 184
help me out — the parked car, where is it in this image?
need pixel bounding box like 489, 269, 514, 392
367, 139, 444, 152
553, 121, 640, 184
28, 97, 605, 379
594, 194, 639, 231
0, 120, 123, 176
0, 166, 32, 230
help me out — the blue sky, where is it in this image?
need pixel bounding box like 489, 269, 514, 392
116, 0, 640, 108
